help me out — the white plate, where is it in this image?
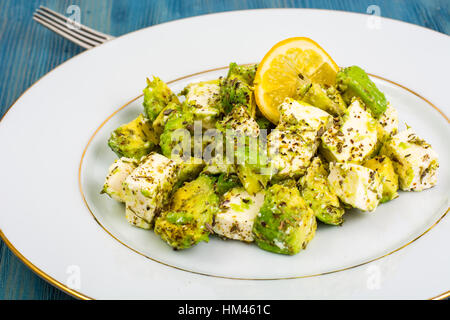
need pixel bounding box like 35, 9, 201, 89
0, 9, 449, 299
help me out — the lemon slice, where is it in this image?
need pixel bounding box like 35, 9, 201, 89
254, 37, 339, 124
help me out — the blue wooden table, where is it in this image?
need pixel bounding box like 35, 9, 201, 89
0, 0, 448, 300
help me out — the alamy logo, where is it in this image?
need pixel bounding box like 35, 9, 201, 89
167, 123, 279, 176
66, 265, 81, 290
366, 5, 382, 30
366, 265, 381, 290
66, 5, 81, 30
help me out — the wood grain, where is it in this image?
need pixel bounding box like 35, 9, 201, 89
0, 0, 448, 300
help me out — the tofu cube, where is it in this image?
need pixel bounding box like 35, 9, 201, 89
213, 187, 265, 242
321, 99, 379, 164
253, 183, 317, 255
184, 80, 221, 129
123, 153, 178, 223
102, 157, 138, 202
380, 128, 439, 191
328, 162, 383, 212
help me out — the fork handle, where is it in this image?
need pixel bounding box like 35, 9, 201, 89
33, 6, 115, 49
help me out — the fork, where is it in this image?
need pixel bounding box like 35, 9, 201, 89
33, 6, 115, 49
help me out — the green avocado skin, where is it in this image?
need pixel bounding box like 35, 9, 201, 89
253, 184, 316, 255
336, 66, 387, 118
215, 173, 241, 195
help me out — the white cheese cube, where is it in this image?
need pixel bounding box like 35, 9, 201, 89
278, 98, 332, 133
213, 187, 265, 242
321, 99, 379, 164
378, 102, 398, 137
102, 157, 138, 202
328, 162, 382, 212
185, 80, 221, 129
123, 153, 178, 223
220, 105, 260, 138
268, 128, 316, 178
125, 205, 151, 229
380, 128, 439, 191
268, 99, 331, 179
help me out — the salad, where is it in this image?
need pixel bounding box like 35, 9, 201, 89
101, 37, 439, 255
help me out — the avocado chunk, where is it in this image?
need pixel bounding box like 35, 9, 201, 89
220, 62, 257, 116
172, 156, 205, 190
300, 157, 345, 225
159, 104, 195, 158
143, 76, 179, 122
238, 138, 270, 195
235, 135, 271, 195
236, 128, 271, 193
364, 156, 399, 203
108, 114, 159, 160
154, 175, 219, 250
255, 112, 275, 131
253, 184, 317, 255
218, 105, 269, 195
152, 102, 181, 137
236, 164, 269, 196
302, 83, 347, 116
336, 66, 387, 118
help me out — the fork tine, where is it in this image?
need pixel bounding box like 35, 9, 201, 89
35, 9, 104, 47
33, 13, 99, 49
37, 6, 113, 42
